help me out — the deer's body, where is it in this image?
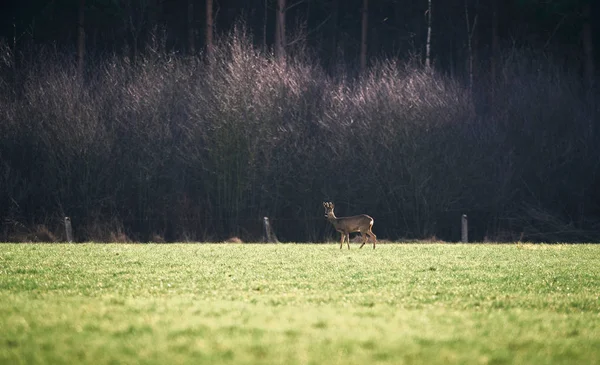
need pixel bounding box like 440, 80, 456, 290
323, 202, 377, 249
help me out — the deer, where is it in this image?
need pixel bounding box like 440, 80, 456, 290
323, 202, 377, 249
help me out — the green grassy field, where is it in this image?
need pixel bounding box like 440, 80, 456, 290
0, 243, 599, 364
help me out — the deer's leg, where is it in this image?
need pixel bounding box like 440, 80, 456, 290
368, 230, 377, 249
346, 233, 350, 249
339, 233, 344, 249
359, 233, 367, 249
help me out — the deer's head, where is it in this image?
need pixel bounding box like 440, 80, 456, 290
323, 202, 336, 218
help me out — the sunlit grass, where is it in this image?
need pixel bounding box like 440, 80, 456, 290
1, 243, 599, 364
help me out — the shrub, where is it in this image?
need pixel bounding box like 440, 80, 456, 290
0, 29, 597, 242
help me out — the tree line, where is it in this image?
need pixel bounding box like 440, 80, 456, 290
0, 0, 598, 242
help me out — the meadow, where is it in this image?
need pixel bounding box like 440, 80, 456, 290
1, 243, 599, 364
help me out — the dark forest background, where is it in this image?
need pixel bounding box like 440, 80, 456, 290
0, 0, 599, 243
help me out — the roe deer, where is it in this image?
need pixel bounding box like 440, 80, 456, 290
323, 202, 377, 249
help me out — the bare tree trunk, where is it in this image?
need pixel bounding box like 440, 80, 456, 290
188, 0, 195, 55
275, 0, 286, 61
491, 0, 498, 107
464, 0, 477, 94
147, 0, 161, 31
130, 30, 138, 64
263, 0, 268, 52
425, 0, 432, 69
126, 10, 140, 65
205, 0, 213, 59
582, 2, 594, 93
330, 0, 339, 69
360, 0, 369, 72
77, 0, 85, 78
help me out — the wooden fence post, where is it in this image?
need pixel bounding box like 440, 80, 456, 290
461, 214, 468, 243
64, 216, 73, 243
263, 217, 279, 243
